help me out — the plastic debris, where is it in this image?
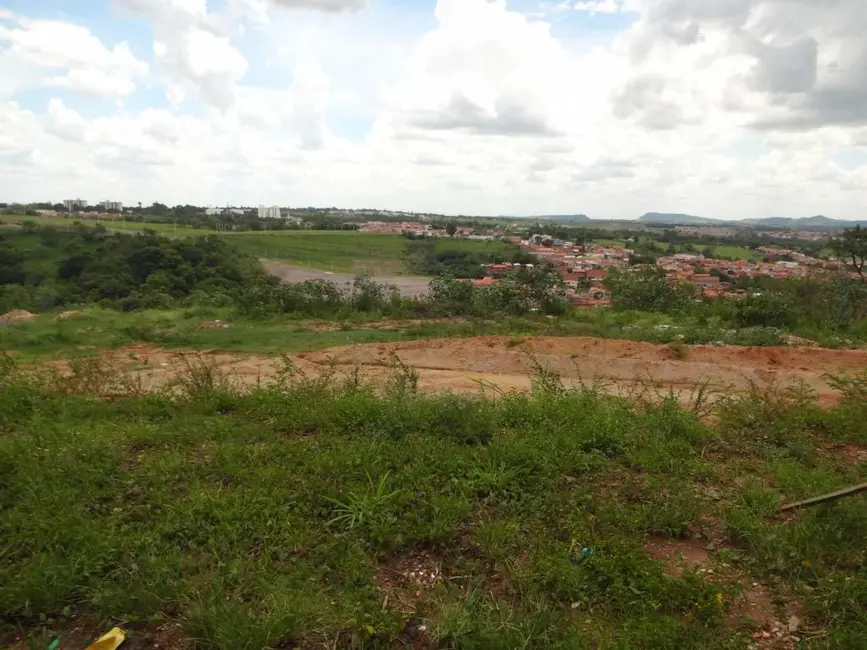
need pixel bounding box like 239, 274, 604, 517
84, 627, 126, 650
569, 540, 594, 565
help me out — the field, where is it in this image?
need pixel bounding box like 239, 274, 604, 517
0, 214, 190, 235
2, 315, 867, 649
710, 245, 764, 262
588, 237, 762, 262
230, 232, 410, 275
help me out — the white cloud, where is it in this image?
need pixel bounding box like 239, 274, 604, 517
1, 0, 867, 219
0, 14, 147, 98
116, 0, 248, 109
571, 0, 627, 14
265, 0, 369, 11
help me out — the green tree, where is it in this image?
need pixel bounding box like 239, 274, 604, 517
606, 267, 689, 312
446, 222, 457, 237
834, 225, 867, 283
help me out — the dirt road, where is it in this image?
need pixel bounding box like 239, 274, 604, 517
261, 261, 431, 297
108, 336, 867, 404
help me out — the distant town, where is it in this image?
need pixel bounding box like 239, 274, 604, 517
2, 198, 862, 311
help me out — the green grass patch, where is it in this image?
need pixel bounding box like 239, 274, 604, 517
0, 360, 865, 648
227, 232, 411, 275
708, 245, 763, 262
1, 214, 192, 235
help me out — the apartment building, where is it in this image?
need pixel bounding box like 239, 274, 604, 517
63, 199, 88, 211
258, 205, 281, 219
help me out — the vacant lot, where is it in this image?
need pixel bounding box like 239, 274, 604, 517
68, 336, 867, 407
297, 336, 867, 401
262, 261, 431, 297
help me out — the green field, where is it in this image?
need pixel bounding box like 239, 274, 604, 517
709, 245, 763, 262
227, 231, 411, 274
0, 213, 195, 235
588, 237, 763, 262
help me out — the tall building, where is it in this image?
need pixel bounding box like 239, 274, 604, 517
258, 205, 281, 219
63, 199, 88, 211
100, 201, 123, 212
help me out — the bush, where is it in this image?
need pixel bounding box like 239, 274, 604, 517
607, 267, 690, 312
734, 292, 794, 328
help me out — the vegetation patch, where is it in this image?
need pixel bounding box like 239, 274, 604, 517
1, 358, 865, 648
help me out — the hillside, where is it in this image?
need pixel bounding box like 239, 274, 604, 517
637, 212, 715, 225
0, 225, 263, 313
639, 212, 865, 230
536, 214, 591, 223
742, 216, 867, 230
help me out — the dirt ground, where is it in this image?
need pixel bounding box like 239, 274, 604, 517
101, 336, 867, 403
261, 261, 431, 297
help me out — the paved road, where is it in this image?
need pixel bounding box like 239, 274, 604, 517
261, 261, 432, 298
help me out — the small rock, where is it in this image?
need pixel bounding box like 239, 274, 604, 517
761, 631, 771, 639
788, 615, 802, 633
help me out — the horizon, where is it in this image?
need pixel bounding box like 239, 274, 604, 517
13, 202, 865, 223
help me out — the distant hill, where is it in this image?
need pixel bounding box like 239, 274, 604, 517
743, 216, 867, 230
638, 212, 865, 230
536, 214, 591, 223
637, 213, 716, 225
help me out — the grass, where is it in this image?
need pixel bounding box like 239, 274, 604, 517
2, 304, 863, 369
0, 354, 865, 648
0, 214, 189, 235
0, 309, 417, 361
709, 245, 764, 262
223, 232, 411, 275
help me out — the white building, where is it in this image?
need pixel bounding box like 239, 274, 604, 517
100, 200, 123, 212
258, 205, 281, 219
63, 199, 88, 211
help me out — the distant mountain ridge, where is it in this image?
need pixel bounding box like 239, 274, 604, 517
536, 214, 591, 223
638, 212, 866, 230
638, 213, 717, 225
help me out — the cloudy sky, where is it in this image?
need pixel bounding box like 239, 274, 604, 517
1, 0, 866, 219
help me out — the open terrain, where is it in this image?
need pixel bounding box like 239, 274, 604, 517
2, 329, 866, 649
262, 261, 431, 297
61, 335, 867, 406
232, 232, 411, 275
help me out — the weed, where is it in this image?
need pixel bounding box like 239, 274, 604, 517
328, 470, 403, 530
1, 360, 865, 648
168, 354, 234, 398
667, 340, 688, 359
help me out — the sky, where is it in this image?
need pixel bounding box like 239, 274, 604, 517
1, 0, 866, 219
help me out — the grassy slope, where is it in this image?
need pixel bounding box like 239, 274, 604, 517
0, 362, 865, 649
589, 238, 763, 263
0, 214, 190, 235
4, 303, 864, 365
218, 232, 411, 275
